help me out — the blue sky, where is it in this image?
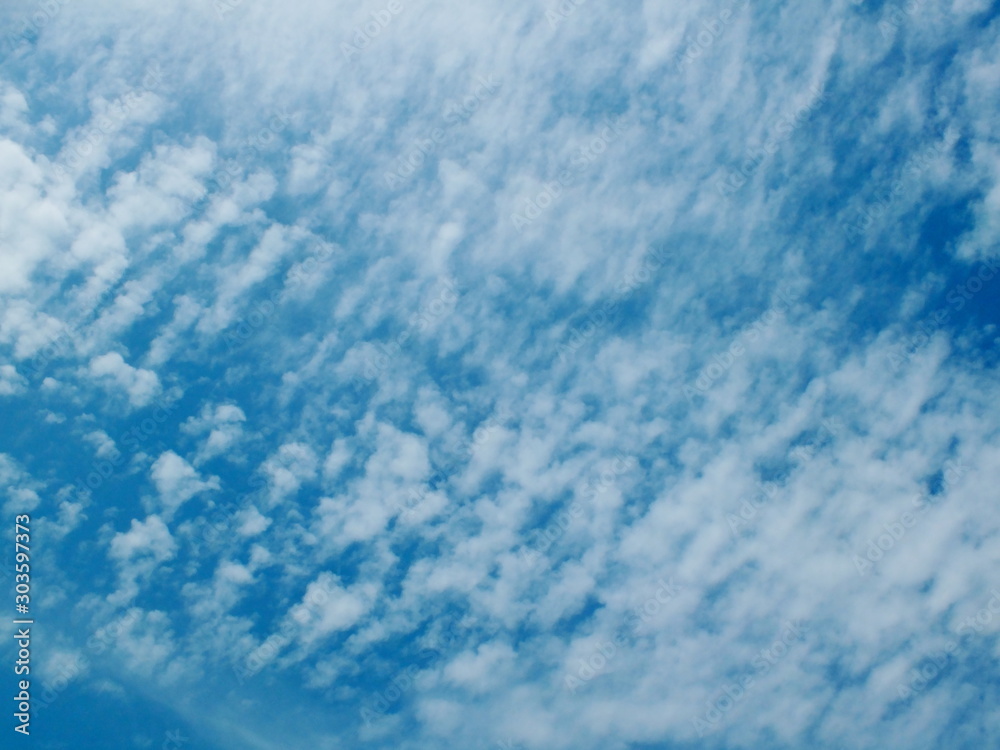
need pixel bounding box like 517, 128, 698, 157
1, 0, 999, 748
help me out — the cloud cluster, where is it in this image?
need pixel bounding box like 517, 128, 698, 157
1, 0, 999, 749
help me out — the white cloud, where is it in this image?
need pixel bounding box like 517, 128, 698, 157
236, 506, 271, 537
443, 641, 517, 694
293, 572, 379, 644
0, 363, 27, 395
150, 451, 219, 517
0, 453, 42, 516
2, 1, 999, 748
108, 515, 177, 604
0, 138, 67, 293
83, 429, 117, 458
88, 351, 161, 408
181, 402, 248, 464
109, 515, 177, 566
261, 441, 318, 506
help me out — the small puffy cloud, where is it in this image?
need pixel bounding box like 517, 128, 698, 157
443, 642, 517, 694
108, 515, 177, 604
322, 438, 352, 481
0, 453, 42, 516
150, 451, 219, 517
48, 498, 88, 539
183, 560, 256, 619
88, 352, 161, 408
0, 301, 69, 362
262, 442, 318, 505
109, 515, 177, 565
0, 80, 29, 135
293, 572, 379, 643
0, 364, 27, 395
110, 609, 183, 681
106, 138, 213, 231
36, 646, 89, 687
196, 223, 302, 334
236, 506, 271, 537
217, 560, 254, 585
0, 141, 66, 294
313, 424, 431, 545
84, 429, 118, 458
181, 402, 248, 464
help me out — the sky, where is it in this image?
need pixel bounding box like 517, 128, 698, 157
1, 0, 999, 748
